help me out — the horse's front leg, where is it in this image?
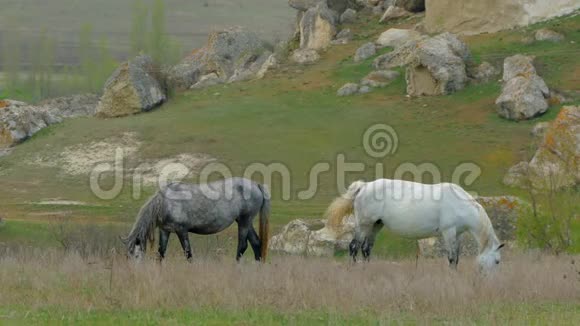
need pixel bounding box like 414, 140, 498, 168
176, 231, 193, 262
442, 228, 460, 269
157, 229, 170, 262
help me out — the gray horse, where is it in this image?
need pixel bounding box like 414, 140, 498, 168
121, 177, 270, 262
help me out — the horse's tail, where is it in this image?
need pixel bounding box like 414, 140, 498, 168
257, 184, 270, 262
120, 192, 165, 252
325, 180, 366, 231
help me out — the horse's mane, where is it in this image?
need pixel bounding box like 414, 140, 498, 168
475, 203, 499, 253
121, 193, 164, 253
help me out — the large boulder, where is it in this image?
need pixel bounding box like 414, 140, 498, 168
495, 55, 550, 121
424, 0, 580, 35
535, 28, 565, 42
96, 55, 166, 118
503, 106, 580, 190
419, 196, 524, 258
38, 94, 99, 118
405, 33, 470, 96
376, 28, 421, 49
0, 100, 62, 148
270, 216, 355, 256
299, 4, 338, 50
167, 28, 272, 90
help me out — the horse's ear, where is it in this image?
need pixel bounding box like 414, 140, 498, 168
497, 243, 505, 251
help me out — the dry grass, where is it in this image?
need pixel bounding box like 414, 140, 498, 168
0, 249, 578, 320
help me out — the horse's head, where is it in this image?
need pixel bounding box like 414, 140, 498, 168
120, 236, 145, 261
477, 243, 505, 272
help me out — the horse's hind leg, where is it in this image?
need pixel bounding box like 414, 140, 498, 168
362, 222, 383, 262
158, 229, 170, 261
176, 231, 193, 262
247, 227, 262, 261
236, 219, 250, 262
442, 228, 460, 269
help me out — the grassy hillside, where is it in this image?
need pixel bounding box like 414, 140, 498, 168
0, 13, 579, 257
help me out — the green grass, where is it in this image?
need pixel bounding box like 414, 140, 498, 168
1, 303, 579, 325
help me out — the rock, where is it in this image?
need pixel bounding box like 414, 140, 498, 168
191, 73, 224, 89
372, 5, 384, 16
397, 0, 425, 12
291, 48, 321, 64
96, 55, 166, 118
167, 27, 271, 90
376, 28, 421, 48
502, 54, 536, 82
270, 219, 324, 255
37, 94, 99, 118
419, 196, 524, 258
255, 54, 278, 79
530, 121, 551, 139
535, 28, 565, 42
332, 28, 353, 44
289, 0, 358, 14
527, 106, 580, 189
336, 28, 353, 40
354, 42, 376, 62
503, 161, 530, 188
472, 61, 499, 83
0, 100, 62, 148
405, 33, 470, 96
340, 8, 357, 24
300, 4, 338, 50
504, 106, 580, 190
497, 55, 550, 121
358, 85, 372, 94
373, 38, 421, 69
424, 0, 580, 35
337, 83, 360, 96
271, 216, 355, 256
496, 75, 550, 120
288, 0, 322, 11
379, 6, 411, 23
361, 70, 400, 87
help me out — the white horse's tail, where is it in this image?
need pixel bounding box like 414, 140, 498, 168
325, 181, 366, 231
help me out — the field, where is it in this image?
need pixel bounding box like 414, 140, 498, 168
0, 7, 579, 325
0, 250, 579, 324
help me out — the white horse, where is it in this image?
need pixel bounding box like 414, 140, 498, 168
325, 179, 504, 271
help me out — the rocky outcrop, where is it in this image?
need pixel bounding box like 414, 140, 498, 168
376, 28, 421, 49
270, 216, 355, 256
96, 55, 166, 118
0, 100, 62, 148
167, 28, 273, 90
496, 55, 550, 121
354, 42, 377, 62
405, 33, 470, 96
419, 196, 524, 258
425, 0, 580, 35
504, 106, 580, 189
299, 4, 338, 50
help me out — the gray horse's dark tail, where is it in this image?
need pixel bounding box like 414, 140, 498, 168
257, 184, 270, 262
120, 192, 165, 253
